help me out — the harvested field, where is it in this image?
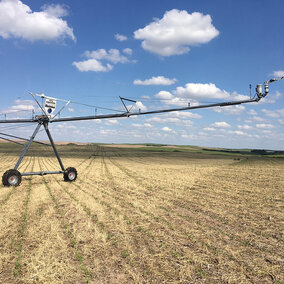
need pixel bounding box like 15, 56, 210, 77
0, 143, 283, 283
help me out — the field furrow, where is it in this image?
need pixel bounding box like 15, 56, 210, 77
0, 144, 283, 283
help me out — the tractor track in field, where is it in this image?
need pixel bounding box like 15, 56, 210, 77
108, 151, 272, 212
33, 153, 284, 282
13, 157, 36, 277
40, 155, 158, 282
0, 156, 34, 281
42, 154, 185, 282
43, 153, 226, 282
44, 145, 282, 280
99, 149, 282, 281
38, 157, 92, 283
0, 145, 283, 283
98, 151, 260, 281
106, 151, 283, 243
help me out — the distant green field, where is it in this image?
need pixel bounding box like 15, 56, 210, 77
122, 144, 284, 158
0, 141, 283, 159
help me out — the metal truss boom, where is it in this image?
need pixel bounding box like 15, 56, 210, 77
0, 76, 283, 125
0, 97, 259, 124
49, 97, 259, 123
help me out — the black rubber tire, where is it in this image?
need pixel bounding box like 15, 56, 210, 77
2, 169, 22, 187
64, 167, 77, 182
2, 171, 9, 186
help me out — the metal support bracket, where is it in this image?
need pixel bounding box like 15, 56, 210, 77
119, 96, 137, 114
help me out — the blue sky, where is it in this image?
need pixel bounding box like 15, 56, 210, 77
0, 0, 283, 149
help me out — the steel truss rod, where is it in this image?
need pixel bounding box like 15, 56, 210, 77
0, 136, 24, 146
21, 171, 63, 176
0, 119, 36, 124
0, 132, 51, 146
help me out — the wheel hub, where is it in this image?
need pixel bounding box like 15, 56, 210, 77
8, 175, 18, 185
68, 172, 76, 180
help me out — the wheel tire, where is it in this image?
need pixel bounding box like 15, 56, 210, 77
2, 169, 22, 187
64, 167, 77, 182
2, 171, 9, 186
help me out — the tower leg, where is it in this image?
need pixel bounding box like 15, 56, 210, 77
14, 122, 42, 170
43, 121, 65, 171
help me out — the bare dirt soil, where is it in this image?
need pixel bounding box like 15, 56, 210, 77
0, 144, 283, 283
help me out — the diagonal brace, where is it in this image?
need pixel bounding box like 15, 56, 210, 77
14, 122, 42, 170
119, 96, 137, 113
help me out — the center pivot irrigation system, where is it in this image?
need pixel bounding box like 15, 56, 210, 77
0, 77, 283, 186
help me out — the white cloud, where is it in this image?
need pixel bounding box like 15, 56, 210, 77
162, 126, 172, 132
147, 117, 180, 124
0, 0, 75, 42
214, 105, 245, 115
211, 121, 231, 128
155, 91, 174, 100
174, 83, 248, 101
105, 119, 119, 126
252, 116, 266, 122
134, 76, 177, 86
132, 123, 153, 128
127, 101, 147, 112
123, 48, 132, 55
115, 33, 127, 41
228, 130, 246, 136
100, 129, 118, 135
258, 91, 282, 104
135, 101, 147, 111
247, 109, 257, 115
262, 108, 284, 118
84, 49, 129, 64
237, 124, 253, 130
181, 133, 201, 140
169, 111, 202, 119
41, 3, 69, 17
141, 95, 151, 99
1, 99, 35, 115
271, 70, 284, 77
155, 82, 249, 107
68, 108, 74, 112
155, 90, 199, 107
131, 101, 147, 111
57, 124, 76, 130
227, 130, 260, 138
203, 127, 215, 131
256, 123, 275, 129
145, 113, 194, 127
73, 48, 133, 72
72, 59, 113, 72
134, 9, 219, 56
260, 130, 272, 135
